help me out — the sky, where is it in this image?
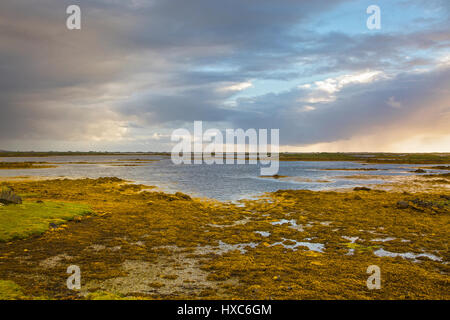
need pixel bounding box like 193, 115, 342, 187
0, 0, 449, 152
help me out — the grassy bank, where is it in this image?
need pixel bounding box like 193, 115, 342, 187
0, 201, 91, 242
0, 280, 26, 299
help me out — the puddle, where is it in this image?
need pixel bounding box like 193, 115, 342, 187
271, 219, 295, 226
254, 231, 270, 237
271, 219, 310, 232
342, 236, 359, 243
346, 249, 355, 255
342, 236, 359, 255
371, 237, 396, 242
373, 248, 442, 262
271, 238, 324, 252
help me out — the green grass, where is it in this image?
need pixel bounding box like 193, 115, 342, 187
0, 201, 91, 242
0, 280, 49, 300
0, 280, 25, 299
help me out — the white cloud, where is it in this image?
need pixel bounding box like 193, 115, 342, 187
300, 105, 316, 112
297, 70, 387, 104
314, 70, 385, 93
219, 82, 253, 92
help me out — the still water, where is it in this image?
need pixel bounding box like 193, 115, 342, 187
0, 155, 438, 201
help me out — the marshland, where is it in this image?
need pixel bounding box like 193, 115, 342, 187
0, 152, 448, 299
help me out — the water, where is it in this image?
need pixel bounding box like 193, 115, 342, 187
271, 239, 325, 252
0, 155, 444, 201
373, 248, 442, 262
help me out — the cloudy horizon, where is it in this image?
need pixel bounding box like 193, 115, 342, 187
0, 0, 449, 152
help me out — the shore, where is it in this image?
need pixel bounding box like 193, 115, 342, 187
1, 151, 450, 164
0, 172, 448, 300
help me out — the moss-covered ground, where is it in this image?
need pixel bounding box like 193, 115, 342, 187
0, 201, 91, 242
0, 176, 448, 300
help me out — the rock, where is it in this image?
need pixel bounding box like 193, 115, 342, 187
260, 174, 288, 179
175, 192, 192, 201
167, 195, 178, 201
49, 223, 58, 229
354, 195, 362, 200
353, 187, 371, 191
397, 201, 409, 209
411, 198, 433, 208
36, 200, 43, 203
413, 169, 426, 173
250, 285, 261, 293
0, 188, 22, 205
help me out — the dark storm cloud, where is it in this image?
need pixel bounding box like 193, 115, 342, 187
0, 0, 449, 150
304, 30, 450, 73
0, 0, 349, 141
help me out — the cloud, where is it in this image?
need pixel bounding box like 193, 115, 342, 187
296, 70, 387, 103
219, 82, 253, 92
228, 65, 450, 146
0, 0, 449, 151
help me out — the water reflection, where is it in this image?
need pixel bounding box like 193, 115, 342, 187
0, 155, 443, 201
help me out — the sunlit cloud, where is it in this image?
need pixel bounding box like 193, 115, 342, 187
219, 82, 253, 92
301, 70, 387, 102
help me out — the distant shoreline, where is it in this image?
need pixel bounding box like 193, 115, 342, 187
1, 152, 450, 164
